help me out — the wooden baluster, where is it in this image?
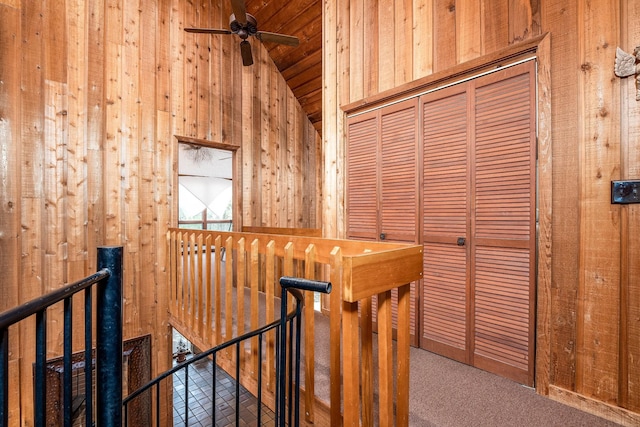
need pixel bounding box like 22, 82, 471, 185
396, 283, 411, 427
205, 234, 213, 345
214, 235, 222, 345
180, 231, 188, 326
342, 299, 360, 426
189, 232, 197, 331
169, 231, 177, 316
237, 237, 246, 368
329, 247, 343, 426
360, 296, 374, 426
265, 241, 275, 391
250, 239, 260, 376
377, 290, 393, 425
304, 244, 317, 423
196, 233, 204, 340
225, 237, 234, 345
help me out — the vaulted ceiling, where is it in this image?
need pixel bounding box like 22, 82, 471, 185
244, 0, 323, 135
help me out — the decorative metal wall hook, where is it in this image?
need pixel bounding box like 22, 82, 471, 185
615, 46, 640, 100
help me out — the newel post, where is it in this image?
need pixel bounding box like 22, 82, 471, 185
96, 246, 123, 426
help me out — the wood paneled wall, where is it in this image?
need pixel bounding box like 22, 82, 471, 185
322, 0, 640, 423
0, 0, 320, 423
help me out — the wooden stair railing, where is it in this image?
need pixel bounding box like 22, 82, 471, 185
167, 228, 423, 426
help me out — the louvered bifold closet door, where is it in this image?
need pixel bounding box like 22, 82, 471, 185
347, 110, 379, 241
379, 99, 419, 341
421, 86, 470, 362
471, 63, 536, 386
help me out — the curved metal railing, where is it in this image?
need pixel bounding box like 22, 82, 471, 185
123, 276, 331, 427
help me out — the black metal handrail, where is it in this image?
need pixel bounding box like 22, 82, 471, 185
123, 276, 331, 427
0, 246, 124, 427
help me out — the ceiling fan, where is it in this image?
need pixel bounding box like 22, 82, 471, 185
184, 0, 300, 66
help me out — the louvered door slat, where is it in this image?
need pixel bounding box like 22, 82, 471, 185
421, 88, 468, 361
379, 100, 418, 339
347, 100, 418, 344
380, 102, 418, 242
347, 113, 378, 240
472, 66, 535, 385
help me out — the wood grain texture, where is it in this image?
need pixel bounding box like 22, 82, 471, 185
620, 0, 640, 412
455, 1, 481, 63
542, 0, 581, 392
412, 0, 433, 79
576, 0, 620, 402
535, 34, 553, 395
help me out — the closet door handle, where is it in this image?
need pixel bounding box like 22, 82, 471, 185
380, 233, 386, 240
457, 237, 466, 246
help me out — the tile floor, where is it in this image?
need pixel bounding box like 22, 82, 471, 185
172, 355, 275, 427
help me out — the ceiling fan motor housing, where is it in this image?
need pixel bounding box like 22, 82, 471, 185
230, 13, 258, 39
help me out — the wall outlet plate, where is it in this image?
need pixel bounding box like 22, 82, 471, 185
611, 180, 640, 204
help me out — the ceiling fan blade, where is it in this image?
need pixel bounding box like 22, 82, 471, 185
240, 40, 253, 66
184, 27, 232, 35
256, 31, 300, 47
230, 0, 247, 24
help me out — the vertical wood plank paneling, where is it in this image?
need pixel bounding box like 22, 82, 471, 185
412, 0, 433, 79
455, 1, 481, 63
123, 0, 142, 335
274, 75, 285, 226
196, 0, 210, 139
394, 0, 413, 86
104, 37, 123, 246
433, 0, 456, 72
19, 1, 45, 422
65, 0, 89, 301
323, 0, 338, 238
543, 0, 580, 391
86, 0, 105, 270
363, 0, 378, 96
338, 0, 350, 108
576, 0, 621, 402
621, 1, 640, 412
0, 4, 22, 422
139, 0, 159, 346
378, 0, 394, 91
288, 96, 298, 227
170, 0, 185, 137
44, 80, 68, 355
350, 0, 363, 100
183, 0, 196, 137
481, 0, 508, 54
250, 45, 262, 225
535, 34, 553, 395
509, 0, 541, 43
210, 0, 222, 142
156, 0, 170, 112
0, 3, 20, 313
155, 111, 172, 387
44, 0, 67, 83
